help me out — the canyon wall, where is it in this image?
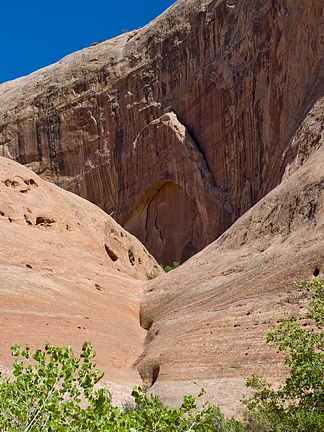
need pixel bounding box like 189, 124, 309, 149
137, 97, 324, 415
1, 0, 324, 264
0, 156, 164, 404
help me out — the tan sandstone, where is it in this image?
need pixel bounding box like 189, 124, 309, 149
1, 0, 324, 418
137, 98, 324, 416
1, 0, 324, 264
0, 156, 163, 405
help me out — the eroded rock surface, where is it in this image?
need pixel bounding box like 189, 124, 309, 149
136, 102, 324, 416
1, 0, 324, 264
0, 157, 163, 404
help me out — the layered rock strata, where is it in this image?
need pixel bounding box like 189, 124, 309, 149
0, 156, 163, 404
1, 0, 324, 263
136, 99, 324, 416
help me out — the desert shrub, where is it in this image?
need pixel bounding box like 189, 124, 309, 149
161, 261, 180, 273
0, 343, 241, 431
118, 387, 242, 431
4, 278, 324, 430
122, 390, 165, 414
0, 341, 111, 431
241, 277, 324, 431
146, 271, 158, 280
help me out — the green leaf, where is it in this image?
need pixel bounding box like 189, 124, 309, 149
10, 343, 20, 356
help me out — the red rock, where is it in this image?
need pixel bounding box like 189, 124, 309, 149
1, 0, 323, 264
1, 0, 324, 417
0, 156, 163, 405
136, 99, 324, 415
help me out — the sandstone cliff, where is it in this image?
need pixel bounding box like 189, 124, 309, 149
1, 0, 324, 417
1, 0, 323, 264
136, 96, 324, 415
0, 156, 163, 404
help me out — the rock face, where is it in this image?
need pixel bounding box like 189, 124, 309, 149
1, 0, 324, 416
136, 97, 324, 416
0, 156, 163, 404
1, 0, 324, 264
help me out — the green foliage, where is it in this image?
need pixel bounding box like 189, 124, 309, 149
147, 261, 180, 278
161, 261, 180, 273
116, 387, 242, 431
5, 278, 324, 431
242, 277, 324, 431
0, 341, 111, 431
0, 343, 241, 431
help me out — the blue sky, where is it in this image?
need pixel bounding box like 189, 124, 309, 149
1, 0, 175, 85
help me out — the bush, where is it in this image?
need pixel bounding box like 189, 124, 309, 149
242, 277, 324, 431
4, 278, 323, 430
118, 387, 242, 431
161, 261, 180, 273
0, 341, 111, 431
146, 271, 158, 280
0, 343, 241, 431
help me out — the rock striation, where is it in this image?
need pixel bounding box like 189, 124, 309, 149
136, 98, 324, 416
0, 156, 163, 404
1, 0, 324, 416
1, 0, 324, 264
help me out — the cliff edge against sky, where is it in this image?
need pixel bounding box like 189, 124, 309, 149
1, 0, 323, 264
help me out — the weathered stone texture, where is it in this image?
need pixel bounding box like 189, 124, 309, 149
137, 104, 324, 415
0, 156, 163, 404
1, 0, 324, 416
1, 0, 324, 265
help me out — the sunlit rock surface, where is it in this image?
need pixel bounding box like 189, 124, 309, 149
1, 0, 323, 264
0, 157, 163, 405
